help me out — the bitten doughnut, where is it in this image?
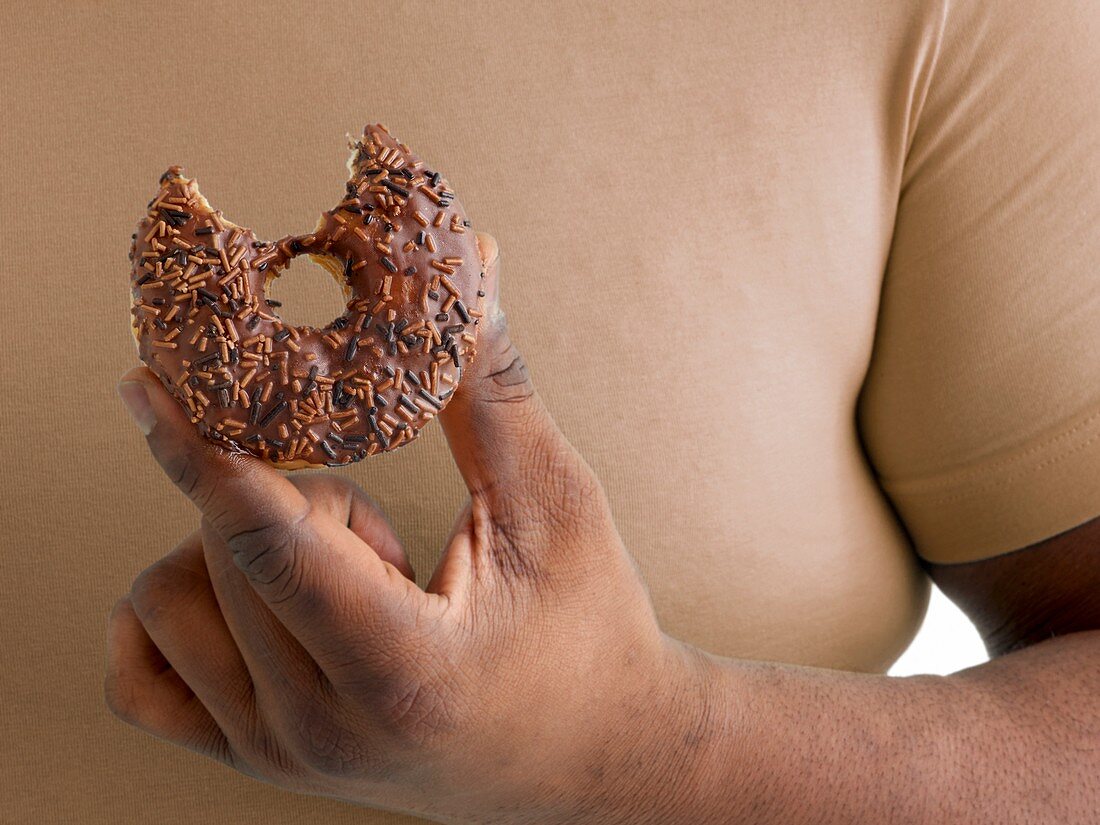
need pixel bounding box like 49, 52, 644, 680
128, 123, 485, 468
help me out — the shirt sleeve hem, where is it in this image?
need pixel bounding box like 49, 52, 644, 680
880, 403, 1100, 564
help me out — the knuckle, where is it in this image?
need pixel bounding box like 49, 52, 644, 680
372, 654, 457, 748
328, 640, 456, 753
554, 458, 605, 520
130, 560, 190, 624
159, 440, 237, 516
527, 441, 609, 534
288, 473, 360, 523
225, 506, 312, 595
288, 701, 377, 778
380, 675, 454, 746
160, 447, 205, 501
211, 701, 306, 785
103, 671, 141, 727
470, 335, 534, 406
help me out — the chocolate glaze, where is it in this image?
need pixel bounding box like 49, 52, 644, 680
128, 124, 483, 467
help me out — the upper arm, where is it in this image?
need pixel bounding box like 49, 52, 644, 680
857, 1, 1100, 569
929, 516, 1100, 656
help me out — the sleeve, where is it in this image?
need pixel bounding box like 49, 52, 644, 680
857, 0, 1100, 564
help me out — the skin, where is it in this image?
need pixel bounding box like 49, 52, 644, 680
107, 233, 1100, 823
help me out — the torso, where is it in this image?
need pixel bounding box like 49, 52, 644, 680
333, 0, 938, 673
5, 3, 947, 822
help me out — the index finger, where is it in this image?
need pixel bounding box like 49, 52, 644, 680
118, 366, 311, 549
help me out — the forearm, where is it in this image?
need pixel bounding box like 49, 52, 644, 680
577, 631, 1100, 824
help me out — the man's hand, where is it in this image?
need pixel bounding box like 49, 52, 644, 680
111, 231, 1100, 824
107, 234, 708, 823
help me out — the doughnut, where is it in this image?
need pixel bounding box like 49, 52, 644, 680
128, 124, 485, 468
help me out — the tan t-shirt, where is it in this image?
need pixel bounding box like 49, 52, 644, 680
2, 1, 1098, 822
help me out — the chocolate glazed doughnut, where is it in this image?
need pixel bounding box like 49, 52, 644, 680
128, 124, 485, 468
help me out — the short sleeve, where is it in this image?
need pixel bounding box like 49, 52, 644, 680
857, 1, 1100, 564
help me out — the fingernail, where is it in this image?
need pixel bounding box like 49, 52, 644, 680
117, 380, 156, 435
476, 232, 499, 269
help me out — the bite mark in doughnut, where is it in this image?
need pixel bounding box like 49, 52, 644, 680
128, 124, 484, 468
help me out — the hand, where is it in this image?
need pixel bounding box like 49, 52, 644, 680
107, 234, 710, 824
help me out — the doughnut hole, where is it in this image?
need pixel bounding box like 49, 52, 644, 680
262, 253, 352, 330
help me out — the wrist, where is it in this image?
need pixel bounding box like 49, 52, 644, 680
553, 636, 736, 824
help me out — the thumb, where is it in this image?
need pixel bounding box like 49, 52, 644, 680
440, 233, 605, 530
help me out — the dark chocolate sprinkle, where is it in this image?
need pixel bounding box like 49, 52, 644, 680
418, 389, 443, 409
381, 180, 410, 198
258, 400, 288, 428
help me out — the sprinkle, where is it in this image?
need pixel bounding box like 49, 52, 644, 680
381, 180, 410, 198
258, 400, 288, 428
131, 126, 477, 460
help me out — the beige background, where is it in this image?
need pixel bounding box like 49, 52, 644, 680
4, 1, 1099, 822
